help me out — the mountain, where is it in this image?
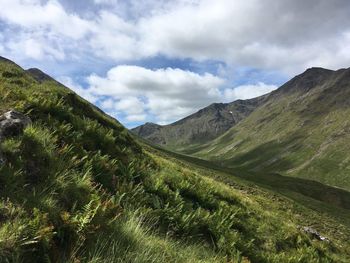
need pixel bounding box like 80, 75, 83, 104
1, 56, 350, 262
26, 68, 58, 83
132, 95, 267, 150
191, 67, 350, 191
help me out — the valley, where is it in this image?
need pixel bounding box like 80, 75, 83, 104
135, 67, 350, 191
1, 57, 350, 262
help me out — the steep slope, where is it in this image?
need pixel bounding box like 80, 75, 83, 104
132, 96, 267, 150
26, 68, 58, 83
192, 67, 350, 190
1, 57, 350, 262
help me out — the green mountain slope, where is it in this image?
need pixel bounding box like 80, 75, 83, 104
191, 67, 350, 190
1, 57, 350, 262
132, 96, 266, 151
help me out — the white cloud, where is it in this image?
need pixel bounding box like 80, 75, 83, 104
0, 0, 91, 39
100, 98, 114, 109
137, 0, 350, 74
125, 113, 147, 122
1, 0, 350, 74
56, 66, 277, 125
85, 65, 224, 123
74, 65, 276, 124
94, 0, 118, 5
114, 97, 145, 115
100, 97, 147, 122
223, 83, 277, 102
1, 0, 350, 125
58, 76, 98, 103
7, 35, 65, 61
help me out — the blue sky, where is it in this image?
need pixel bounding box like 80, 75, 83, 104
1, 0, 350, 128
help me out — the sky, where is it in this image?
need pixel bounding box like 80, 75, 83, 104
1, 0, 350, 128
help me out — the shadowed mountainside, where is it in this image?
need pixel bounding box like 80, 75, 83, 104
132, 95, 267, 150
190, 67, 350, 190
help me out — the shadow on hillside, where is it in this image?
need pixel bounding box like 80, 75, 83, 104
147, 143, 350, 226
223, 138, 301, 172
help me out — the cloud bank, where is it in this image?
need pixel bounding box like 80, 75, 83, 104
1, 0, 349, 125
1, 0, 350, 73
66, 65, 275, 125
83, 65, 224, 123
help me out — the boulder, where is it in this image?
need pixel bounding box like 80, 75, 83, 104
0, 110, 31, 165
0, 110, 31, 139
301, 226, 329, 242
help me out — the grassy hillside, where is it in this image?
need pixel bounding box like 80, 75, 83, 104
190, 67, 350, 191
1, 58, 350, 262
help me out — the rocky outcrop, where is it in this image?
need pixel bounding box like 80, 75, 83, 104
0, 110, 32, 138
0, 110, 32, 164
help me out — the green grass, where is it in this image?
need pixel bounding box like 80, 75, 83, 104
190, 77, 350, 191
0, 58, 350, 262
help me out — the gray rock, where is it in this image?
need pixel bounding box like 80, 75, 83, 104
0, 110, 31, 165
0, 110, 32, 139
301, 226, 329, 242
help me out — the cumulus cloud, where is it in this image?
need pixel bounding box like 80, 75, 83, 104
1, 0, 350, 74
7, 34, 65, 61
136, 0, 350, 73
223, 83, 277, 102
62, 65, 273, 125
94, 0, 118, 4
114, 97, 147, 122
0, 0, 91, 39
58, 76, 98, 103
85, 65, 224, 123
99, 97, 147, 121
1, 0, 350, 125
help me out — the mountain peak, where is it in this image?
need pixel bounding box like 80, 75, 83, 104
298, 67, 334, 80
302, 67, 334, 76
276, 67, 334, 94
132, 96, 266, 148
304, 66, 333, 72
26, 68, 55, 83
0, 56, 21, 67
0, 56, 14, 63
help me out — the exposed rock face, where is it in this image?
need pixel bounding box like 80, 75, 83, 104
132, 95, 268, 149
0, 111, 32, 138
0, 111, 32, 164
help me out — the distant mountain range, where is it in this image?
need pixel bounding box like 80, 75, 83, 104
133, 67, 350, 191
132, 94, 267, 150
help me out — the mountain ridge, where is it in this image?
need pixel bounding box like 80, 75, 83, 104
132, 93, 268, 150
133, 66, 350, 191
132, 66, 346, 150
26, 68, 57, 83
190, 66, 350, 190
